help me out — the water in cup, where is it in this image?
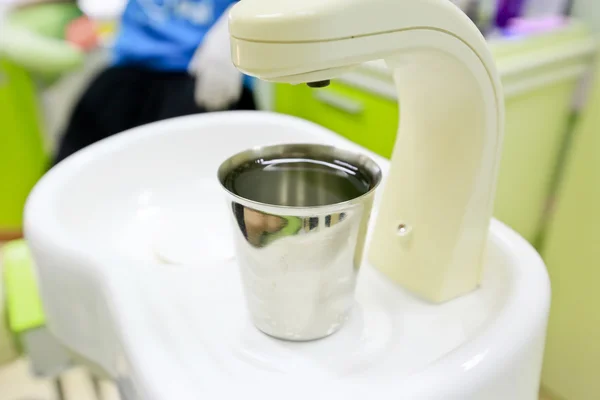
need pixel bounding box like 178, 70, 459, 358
223, 157, 372, 208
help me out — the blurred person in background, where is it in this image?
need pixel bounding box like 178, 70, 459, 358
54, 0, 254, 164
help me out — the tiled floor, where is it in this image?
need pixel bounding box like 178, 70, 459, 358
0, 358, 120, 400
0, 359, 58, 400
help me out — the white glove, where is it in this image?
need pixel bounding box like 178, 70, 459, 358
77, 0, 127, 21
188, 5, 243, 111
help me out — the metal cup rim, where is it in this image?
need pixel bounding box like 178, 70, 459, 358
217, 143, 382, 214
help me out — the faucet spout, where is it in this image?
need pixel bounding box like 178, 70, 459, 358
229, 0, 504, 303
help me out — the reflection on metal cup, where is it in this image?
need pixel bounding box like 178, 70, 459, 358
218, 144, 382, 341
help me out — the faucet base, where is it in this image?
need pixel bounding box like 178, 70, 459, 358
368, 30, 503, 303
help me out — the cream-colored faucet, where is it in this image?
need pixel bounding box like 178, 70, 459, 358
228, 0, 505, 303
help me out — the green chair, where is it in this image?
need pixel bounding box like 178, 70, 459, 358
0, 245, 19, 366
0, 3, 85, 239
0, 2, 85, 375
1, 240, 71, 377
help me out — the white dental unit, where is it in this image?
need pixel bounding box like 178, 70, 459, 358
24, 0, 550, 399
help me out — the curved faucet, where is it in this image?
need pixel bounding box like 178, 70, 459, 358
228, 0, 505, 303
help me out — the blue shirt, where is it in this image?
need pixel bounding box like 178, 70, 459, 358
113, 0, 245, 76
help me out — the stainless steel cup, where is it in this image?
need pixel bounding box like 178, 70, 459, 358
218, 144, 382, 341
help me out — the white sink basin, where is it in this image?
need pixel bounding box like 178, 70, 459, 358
25, 112, 550, 400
